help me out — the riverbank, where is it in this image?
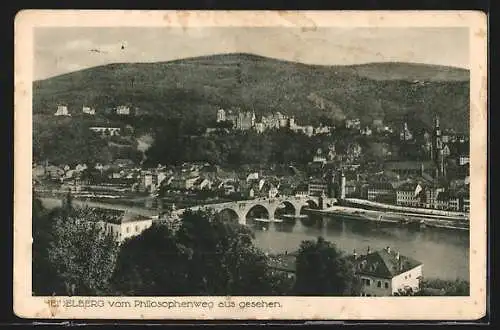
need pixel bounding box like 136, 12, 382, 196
306, 206, 469, 232
38, 196, 469, 281
342, 198, 469, 220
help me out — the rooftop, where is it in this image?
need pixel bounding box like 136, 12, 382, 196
348, 247, 423, 279
367, 182, 395, 191
92, 208, 151, 225
384, 161, 435, 171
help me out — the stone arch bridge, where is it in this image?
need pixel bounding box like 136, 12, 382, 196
174, 195, 327, 225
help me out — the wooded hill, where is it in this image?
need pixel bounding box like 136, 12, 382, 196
33, 53, 470, 133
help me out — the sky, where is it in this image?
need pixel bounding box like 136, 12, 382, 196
34, 27, 469, 81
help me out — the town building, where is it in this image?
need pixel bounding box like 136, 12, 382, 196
400, 122, 413, 141
61, 178, 84, 193
268, 184, 279, 198
32, 164, 46, 179
192, 177, 211, 190
346, 142, 363, 161
89, 127, 121, 137
236, 111, 256, 130
344, 180, 358, 197
254, 122, 265, 134
140, 170, 154, 192
116, 105, 131, 115
435, 191, 461, 211
304, 126, 314, 137
113, 159, 135, 169
345, 118, 361, 130
170, 175, 202, 191
95, 209, 153, 243
383, 161, 435, 178
54, 105, 70, 116
360, 126, 373, 136
45, 165, 65, 181
462, 194, 470, 213
395, 182, 423, 207
459, 154, 470, 166
350, 246, 423, 296
422, 185, 444, 209
82, 106, 96, 115
367, 182, 396, 204
314, 125, 331, 135
216, 108, 226, 122
312, 148, 327, 165
260, 112, 288, 130
308, 179, 328, 197
221, 180, 237, 195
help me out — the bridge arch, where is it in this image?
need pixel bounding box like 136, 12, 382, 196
245, 204, 271, 225
217, 208, 241, 224
274, 200, 297, 219
306, 199, 319, 209
299, 199, 319, 215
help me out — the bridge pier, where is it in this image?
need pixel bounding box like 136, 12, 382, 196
294, 206, 302, 217
238, 213, 246, 226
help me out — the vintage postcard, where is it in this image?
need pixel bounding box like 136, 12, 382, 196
14, 10, 487, 320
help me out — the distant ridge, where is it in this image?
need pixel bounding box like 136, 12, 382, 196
35, 53, 469, 83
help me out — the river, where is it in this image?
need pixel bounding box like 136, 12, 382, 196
251, 215, 469, 281
39, 197, 469, 281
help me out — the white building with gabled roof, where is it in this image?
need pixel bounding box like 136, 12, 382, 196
54, 105, 70, 116
349, 246, 423, 296
94, 208, 154, 244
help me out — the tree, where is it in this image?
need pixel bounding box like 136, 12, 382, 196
33, 120, 112, 165
294, 237, 360, 296
111, 209, 283, 296
110, 223, 192, 295
46, 206, 119, 295
416, 278, 470, 296
32, 196, 61, 295
176, 209, 275, 295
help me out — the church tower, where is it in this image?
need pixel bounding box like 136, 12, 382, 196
432, 115, 444, 178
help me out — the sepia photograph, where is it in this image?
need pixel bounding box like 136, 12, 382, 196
14, 10, 487, 320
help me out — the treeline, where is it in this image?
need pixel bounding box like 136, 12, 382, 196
33, 110, 426, 167
32, 196, 359, 296
144, 125, 368, 167
33, 118, 144, 166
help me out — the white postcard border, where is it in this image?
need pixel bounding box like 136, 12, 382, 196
14, 10, 487, 320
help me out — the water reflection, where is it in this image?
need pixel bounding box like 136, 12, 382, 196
274, 222, 295, 233
252, 213, 470, 281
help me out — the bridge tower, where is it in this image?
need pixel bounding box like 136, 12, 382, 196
340, 172, 346, 199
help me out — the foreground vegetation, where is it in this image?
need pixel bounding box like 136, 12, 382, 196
32, 195, 469, 296
33, 195, 360, 296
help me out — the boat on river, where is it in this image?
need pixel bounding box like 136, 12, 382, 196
253, 218, 284, 223
282, 214, 308, 219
